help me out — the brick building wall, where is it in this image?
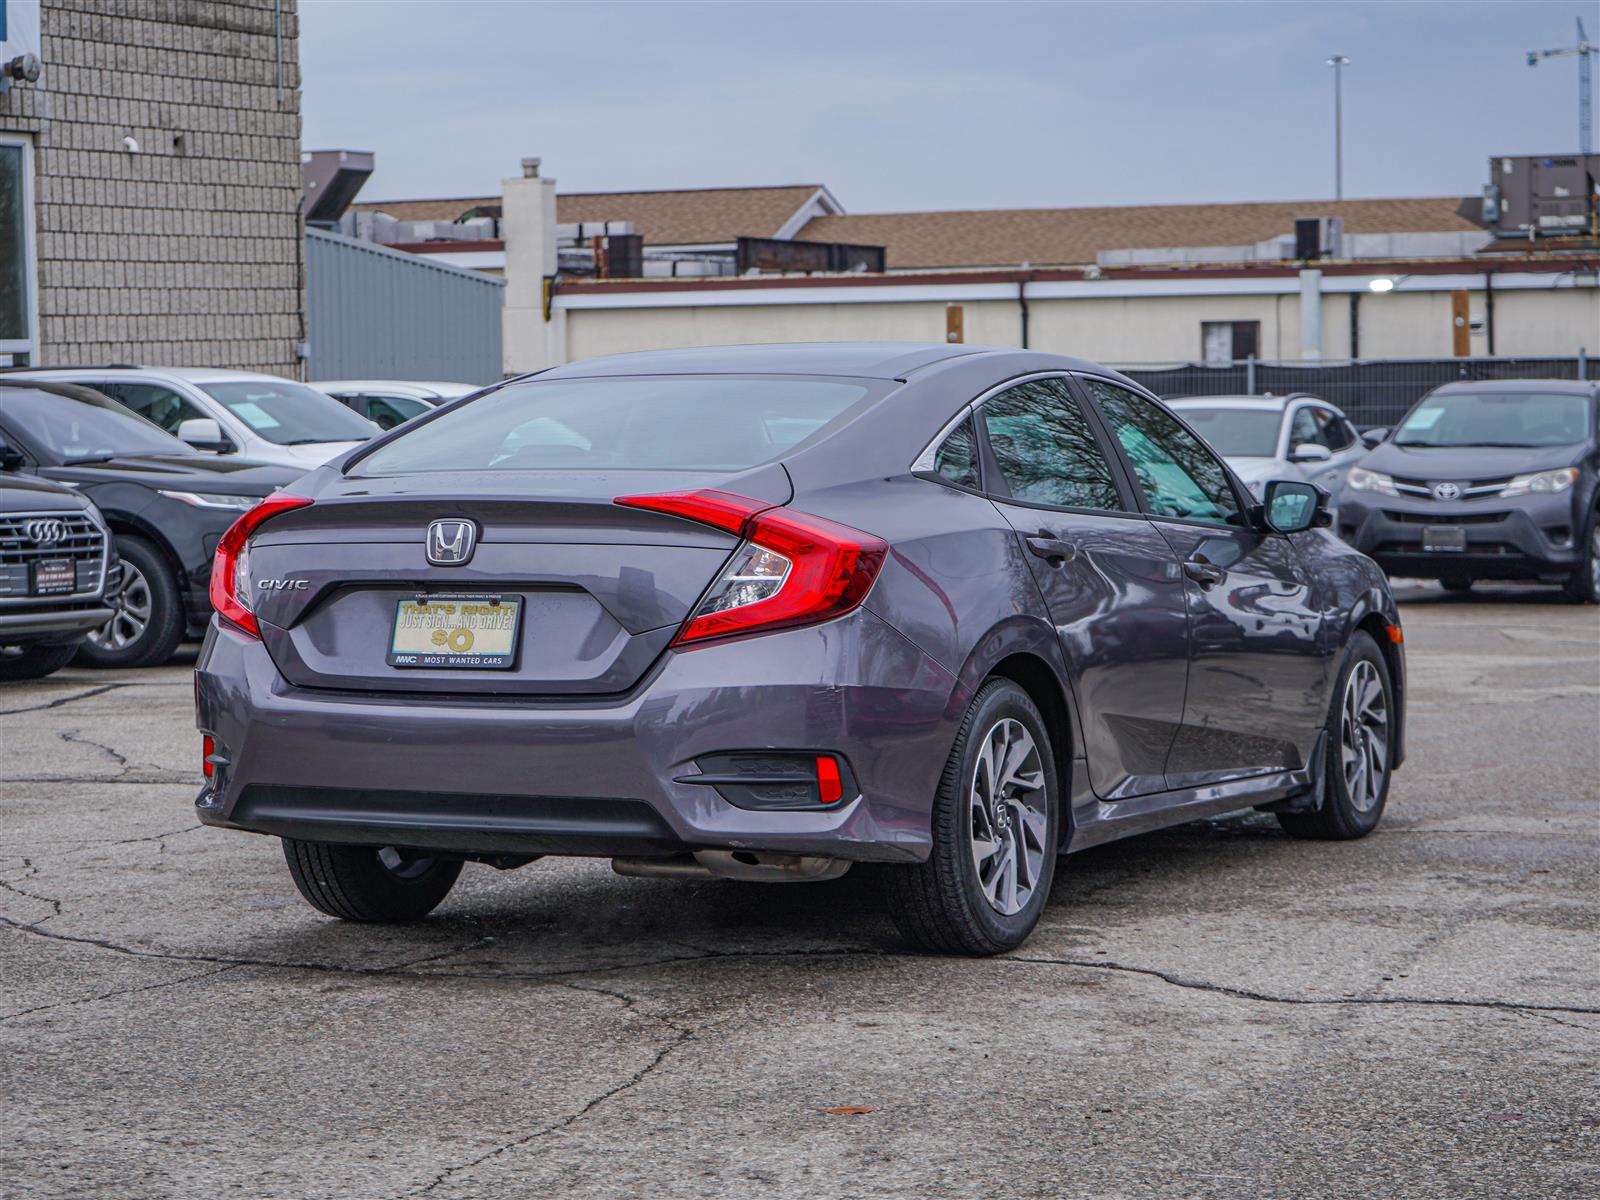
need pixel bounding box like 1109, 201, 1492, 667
0, 0, 304, 374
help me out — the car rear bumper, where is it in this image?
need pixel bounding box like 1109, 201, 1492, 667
1337, 494, 1583, 580
194, 609, 958, 863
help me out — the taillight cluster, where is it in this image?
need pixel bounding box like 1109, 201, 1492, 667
615, 490, 886, 646
209, 494, 313, 638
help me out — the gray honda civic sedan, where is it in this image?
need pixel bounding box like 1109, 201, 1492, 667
194, 343, 1406, 953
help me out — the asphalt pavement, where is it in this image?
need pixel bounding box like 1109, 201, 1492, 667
1, 584, 1596, 1199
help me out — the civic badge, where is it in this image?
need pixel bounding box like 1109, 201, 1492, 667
1431, 482, 1462, 501
426, 519, 477, 566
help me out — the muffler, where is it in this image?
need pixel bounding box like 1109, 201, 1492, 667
612, 849, 852, 883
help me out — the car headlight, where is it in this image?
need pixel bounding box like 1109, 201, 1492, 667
156, 490, 263, 511
1499, 467, 1578, 497
1347, 467, 1398, 496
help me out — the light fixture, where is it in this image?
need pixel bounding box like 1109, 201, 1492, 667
1368, 277, 1396, 293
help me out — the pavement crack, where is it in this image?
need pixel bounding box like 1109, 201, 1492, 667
110, 824, 203, 849
0, 859, 63, 922
403, 980, 695, 1198
1004, 954, 1600, 1016
0, 683, 129, 717
59, 728, 130, 773
0, 964, 239, 1024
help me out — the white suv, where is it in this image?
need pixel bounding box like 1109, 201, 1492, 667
18, 367, 378, 471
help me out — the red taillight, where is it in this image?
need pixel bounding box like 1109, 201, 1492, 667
815, 755, 843, 805
615, 490, 887, 646
209, 494, 313, 638
201, 734, 215, 779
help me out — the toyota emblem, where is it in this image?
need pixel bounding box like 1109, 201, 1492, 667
1431, 482, 1462, 501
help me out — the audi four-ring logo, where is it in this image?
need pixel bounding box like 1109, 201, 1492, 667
24, 519, 67, 546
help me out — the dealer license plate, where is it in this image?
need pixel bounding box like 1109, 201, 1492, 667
31, 558, 77, 596
388, 594, 521, 669
1421, 526, 1467, 553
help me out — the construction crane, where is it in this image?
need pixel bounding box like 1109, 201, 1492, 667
1527, 17, 1595, 154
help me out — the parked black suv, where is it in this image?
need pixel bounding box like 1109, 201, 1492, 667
0, 381, 303, 667
1336, 379, 1600, 601
0, 472, 116, 680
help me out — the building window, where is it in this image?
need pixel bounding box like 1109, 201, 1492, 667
0, 134, 36, 366
1201, 320, 1259, 364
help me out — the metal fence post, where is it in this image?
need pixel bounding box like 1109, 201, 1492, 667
1246, 356, 1256, 395
1581, 348, 1589, 380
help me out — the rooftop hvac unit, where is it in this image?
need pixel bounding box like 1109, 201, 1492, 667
1487, 154, 1600, 237
1294, 217, 1344, 260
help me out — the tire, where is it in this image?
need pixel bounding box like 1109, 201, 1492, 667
1439, 578, 1474, 593
1278, 631, 1394, 841
882, 678, 1059, 955
76, 536, 184, 669
0, 642, 81, 681
1561, 508, 1599, 604
282, 839, 462, 922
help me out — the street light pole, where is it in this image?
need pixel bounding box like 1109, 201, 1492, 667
1327, 55, 1350, 200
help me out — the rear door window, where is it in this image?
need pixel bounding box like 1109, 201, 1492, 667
355, 375, 875, 474
980, 378, 1122, 511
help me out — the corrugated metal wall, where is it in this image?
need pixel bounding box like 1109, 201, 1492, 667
305, 229, 504, 384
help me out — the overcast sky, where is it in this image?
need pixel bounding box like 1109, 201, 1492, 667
300, 0, 1595, 211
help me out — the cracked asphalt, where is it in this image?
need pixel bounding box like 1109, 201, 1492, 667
2, 586, 1597, 1199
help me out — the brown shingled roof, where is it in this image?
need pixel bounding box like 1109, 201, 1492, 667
352, 184, 827, 246
798, 197, 1485, 269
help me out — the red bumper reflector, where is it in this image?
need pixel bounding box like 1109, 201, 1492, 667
202, 734, 215, 779
1386, 623, 1404, 644
816, 755, 843, 805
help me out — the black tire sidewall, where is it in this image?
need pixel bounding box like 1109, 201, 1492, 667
1322, 632, 1394, 837
76, 535, 184, 668
1564, 505, 1599, 604
939, 681, 1060, 950
0, 642, 80, 681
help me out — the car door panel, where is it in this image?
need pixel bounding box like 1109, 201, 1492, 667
976, 376, 1191, 800
1081, 376, 1327, 784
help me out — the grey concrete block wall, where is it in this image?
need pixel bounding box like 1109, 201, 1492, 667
0, 0, 305, 375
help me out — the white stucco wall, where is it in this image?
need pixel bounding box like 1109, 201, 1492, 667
557, 280, 1597, 368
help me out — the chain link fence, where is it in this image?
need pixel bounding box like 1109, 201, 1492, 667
1111, 356, 1594, 428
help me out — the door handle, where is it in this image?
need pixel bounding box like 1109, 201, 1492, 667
1025, 534, 1077, 565
1183, 560, 1226, 588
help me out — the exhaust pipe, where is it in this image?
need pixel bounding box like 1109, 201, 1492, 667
612, 849, 852, 883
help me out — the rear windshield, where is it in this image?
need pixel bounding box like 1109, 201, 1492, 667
1174, 407, 1281, 458
354, 375, 873, 474
1394, 392, 1592, 448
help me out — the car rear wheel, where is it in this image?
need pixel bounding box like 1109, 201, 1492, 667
0, 642, 81, 681
282, 839, 463, 922
1562, 512, 1599, 605
881, 678, 1059, 955
1278, 631, 1394, 841
77, 536, 185, 668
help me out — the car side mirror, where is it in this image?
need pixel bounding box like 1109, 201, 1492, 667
177, 417, 231, 453
1359, 426, 1389, 448
1263, 480, 1330, 534
1287, 442, 1333, 463
0, 439, 24, 470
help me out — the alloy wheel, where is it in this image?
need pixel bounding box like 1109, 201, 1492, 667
87, 560, 152, 652
1340, 660, 1389, 813
968, 717, 1049, 916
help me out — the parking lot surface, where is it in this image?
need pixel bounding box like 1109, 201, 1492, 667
2, 587, 1597, 1199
